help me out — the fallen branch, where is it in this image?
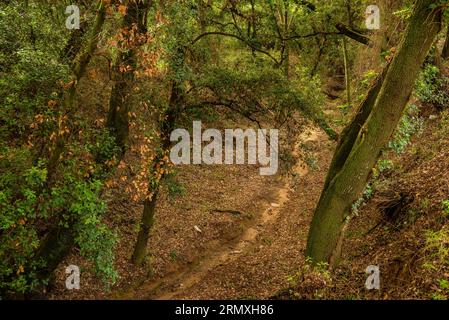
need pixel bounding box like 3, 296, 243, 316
210, 209, 245, 216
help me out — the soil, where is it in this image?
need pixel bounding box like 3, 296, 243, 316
49, 111, 336, 299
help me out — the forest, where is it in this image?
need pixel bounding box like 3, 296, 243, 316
1, 0, 449, 302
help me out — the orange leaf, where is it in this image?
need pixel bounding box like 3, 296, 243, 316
117, 5, 127, 16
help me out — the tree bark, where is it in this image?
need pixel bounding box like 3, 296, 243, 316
131, 190, 159, 265
306, 0, 442, 266
131, 80, 183, 265
342, 36, 351, 108
323, 64, 390, 191
442, 25, 449, 60
336, 23, 372, 46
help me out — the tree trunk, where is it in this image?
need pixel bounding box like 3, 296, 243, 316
342, 36, 351, 108
131, 184, 159, 265
283, 3, 289, 79
31, 2, 107, 286
32, 227, 75, 281
306, 0, 442, 266
46, 2, 106, 185
323, 64, 390, 191
107, 0, 151, 154
131, 81, 183, 265
442, 25, 449, 60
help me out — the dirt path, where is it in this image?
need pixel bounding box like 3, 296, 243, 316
117, 127, 330, 300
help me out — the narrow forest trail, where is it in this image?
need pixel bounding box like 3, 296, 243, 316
116, 126, 334, 300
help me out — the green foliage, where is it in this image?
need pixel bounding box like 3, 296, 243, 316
429, 0, 449, 13
393, 5, 413, 20
389, 104, 423, 154
415, 65, 449, 110
3, 0, 431, 298
360, 70, 378, 88
169, 250, 178, 261
195, 61, 334, 137
88, 129, 121, 180
433, 279, 449, 300
424, 226, 449, 300
424, 227, 449, 268
45, 171, 118, 286
162, 166, 187, 201
0, 1, 69, 141
186, 106, 220, 123
355, 70, 378, 104
372, 159, 394, 180
355, 103, 423, 216
353, 158, 394, 215
294, 66, 326, 109
442, 200, 449, 218
0, 47, 69, 141
0, 151, 118, 293
286, 257, 331, 299
0, 150, 47, 293
305, 156, 320, 171
0, 1, 118, 295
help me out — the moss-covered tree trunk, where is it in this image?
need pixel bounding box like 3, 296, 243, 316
306, 0, 442, 266
46, 2, 106, 185
31, 2, 107, 287
130, 175, 159, 265
107, 0, 151, 154
323, 64, 390, 191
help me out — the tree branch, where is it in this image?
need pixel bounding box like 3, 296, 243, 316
190, 32, 281, 64
335, 23, 372, 46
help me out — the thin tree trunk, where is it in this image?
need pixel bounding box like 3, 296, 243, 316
306, 0, 442, 266
283, 2, 289, 79
442, 25, 449, 60
131, 181, 159, 265
342, 36, 351, 108
131, 81, 183, 265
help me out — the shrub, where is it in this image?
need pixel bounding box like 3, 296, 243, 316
388, 104, 424, 154
415, 65, 449, 110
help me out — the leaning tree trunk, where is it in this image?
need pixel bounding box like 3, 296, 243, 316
46, 2, 106, 185
31, 2, 107, 286
322, 64, 390, 191
306, 0, 442, 266
107, 0, 151, 155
